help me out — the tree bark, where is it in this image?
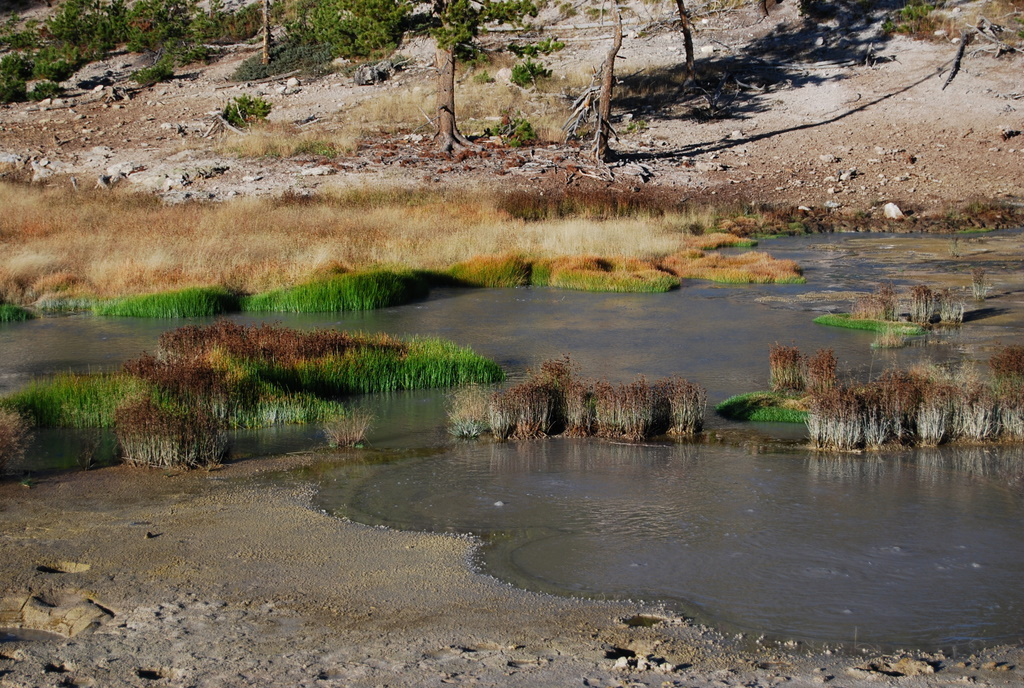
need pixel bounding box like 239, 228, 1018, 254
675, 0, 694, 81
262, 0, 271, 65
434, 45, 472, 152
594, 2, 622, 162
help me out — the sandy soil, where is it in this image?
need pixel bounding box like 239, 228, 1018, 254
0, 2, 1021, 210
2, 452, 1024, 688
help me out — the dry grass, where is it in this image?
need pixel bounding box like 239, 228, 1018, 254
660, 250, 805, 284
0, 183, 764, 303
221, 123, 360, 159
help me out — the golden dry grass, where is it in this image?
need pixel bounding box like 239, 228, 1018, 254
0, 184, 749, 303
660, 250, 805, 284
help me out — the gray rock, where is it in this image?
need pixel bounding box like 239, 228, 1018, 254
0, 152, 23, 165
300, 165, 336, 176
353, 61, 394, 86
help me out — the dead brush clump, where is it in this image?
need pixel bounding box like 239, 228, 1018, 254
909, 284, 936, 324
953, 384, 998, 442
769, 344, 805, 393
447, 385, 492, 438
323, 408, 374, 448
916, 383, 955, 447
806, 348, 837, 395
496, 187, 684, 221
937, 288, 965, 325
0, 409, 30, 474
659, 377, 707, 436
990, 345, 1024, 395
532, 255, 680, 293
156, 320, 362, 364
807, 387, 864, 451
594, 378, 663, 441
481, 357, 705, 442
115, 397, 229, 469
851, 282, 898, 321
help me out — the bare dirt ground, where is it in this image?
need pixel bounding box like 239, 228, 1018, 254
3, 452, 1024, 688
2, 2, 1024, 687
0, 2, 1022, 211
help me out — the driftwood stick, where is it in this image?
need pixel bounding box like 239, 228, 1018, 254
942, 33, 971, 91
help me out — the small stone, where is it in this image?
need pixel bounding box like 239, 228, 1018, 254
300, 165, 335, 176
286, 77, 300, 88
819, 154, 838, 163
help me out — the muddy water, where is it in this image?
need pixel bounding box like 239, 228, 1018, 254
3, 231, 1023, 648
316, 440, 1024, 650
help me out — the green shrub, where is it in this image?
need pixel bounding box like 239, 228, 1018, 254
241, 270, 429, 313
510, 58, 550, 87
507, 37, 564, 57
231, 42, 333, 81
131, 56, 175, 86
288, 0, 409, 60
193, 0, 264, 44
0, 16, 42, 51
28, 80, 63, 101
223, 93, 272, 127
45, 0, 131, 60
0, 76, 27, 104
485, 113, 536, 147
31, 44, 83, 82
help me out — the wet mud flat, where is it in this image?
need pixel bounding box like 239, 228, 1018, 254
2, 456, 1024, 688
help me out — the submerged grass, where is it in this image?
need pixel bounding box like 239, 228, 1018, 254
93, 287, 240, 318
0, 304, 34, 322
241, 270, 429, 313
814, 313, 925, 335
715, 392, 809, 423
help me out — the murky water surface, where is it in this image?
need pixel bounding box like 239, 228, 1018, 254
3, 232, 1023, 649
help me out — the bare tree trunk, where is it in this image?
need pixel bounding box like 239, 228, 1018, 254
262, 0, 271, 65
434, 45, 472, 152
675, 0, 694, 80
594, 2, 622, 162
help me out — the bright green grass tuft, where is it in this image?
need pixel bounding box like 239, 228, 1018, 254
1, 373, 149, 428
241, 270, 429, 313
813, 313, 925, 335
715, 391, 808, 423
94, 287, 240, 318
0, 304, 34, 322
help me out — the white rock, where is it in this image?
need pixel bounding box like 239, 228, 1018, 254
819, 154, 838, 163
700, 45, 715, 55
883, 202, 904, 219
286, 77, 300, 88
0, 152, 23, 165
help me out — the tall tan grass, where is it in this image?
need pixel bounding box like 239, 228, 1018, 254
0, 183, 744, 303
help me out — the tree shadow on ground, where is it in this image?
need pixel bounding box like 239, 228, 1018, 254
0, 0, 52, 18
608, 0, 949, 160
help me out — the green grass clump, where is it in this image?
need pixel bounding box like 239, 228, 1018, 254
446, 255, 532, 288
2, 373, 148, 428
241, 270, 429, 313
813, 313, 925, 335
715, 391, 808, 423
0, 304, 34, 322
94, 287, 240, 318
2, 322, 504, 433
